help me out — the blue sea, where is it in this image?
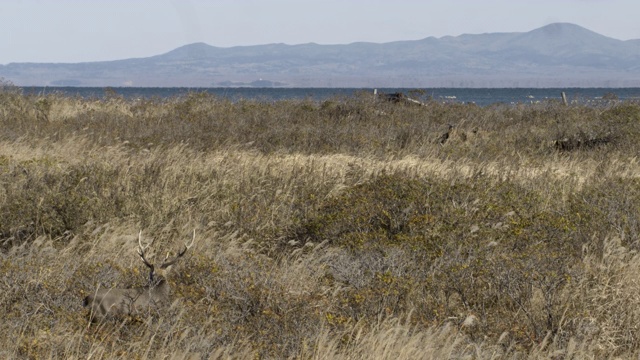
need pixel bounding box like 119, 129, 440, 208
21, 87, 640, 107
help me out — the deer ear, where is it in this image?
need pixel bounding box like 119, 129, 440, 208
156, 267, 169, 278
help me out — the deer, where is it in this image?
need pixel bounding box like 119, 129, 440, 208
83, 230, 195, 322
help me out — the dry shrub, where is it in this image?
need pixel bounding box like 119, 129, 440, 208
2, 93, 640, 358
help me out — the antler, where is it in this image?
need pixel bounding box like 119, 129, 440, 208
137, 230, 155, 269
159, 230, 196, 269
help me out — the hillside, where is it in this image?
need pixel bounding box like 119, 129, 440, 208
1, 23, 639, 87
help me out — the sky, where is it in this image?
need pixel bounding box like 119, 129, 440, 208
1, 0, 639, 65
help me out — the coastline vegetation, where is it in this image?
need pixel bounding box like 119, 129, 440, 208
2, 83, 640, 358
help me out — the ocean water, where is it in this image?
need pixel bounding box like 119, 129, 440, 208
21, 87, 640, 107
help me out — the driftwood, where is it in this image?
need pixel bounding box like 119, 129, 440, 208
375, 90, 426, 106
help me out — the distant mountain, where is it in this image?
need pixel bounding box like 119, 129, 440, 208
2, 23, 639, 87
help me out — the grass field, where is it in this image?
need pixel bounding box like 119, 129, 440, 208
2, 84, 640, 359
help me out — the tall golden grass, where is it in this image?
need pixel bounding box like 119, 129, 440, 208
2, 88, 640, 358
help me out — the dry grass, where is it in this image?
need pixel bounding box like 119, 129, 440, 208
2, 88, 640, 358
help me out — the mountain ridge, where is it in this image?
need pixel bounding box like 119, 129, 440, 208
2, 23, 639, 88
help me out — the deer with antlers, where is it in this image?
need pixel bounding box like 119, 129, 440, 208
83, 230, 195, 322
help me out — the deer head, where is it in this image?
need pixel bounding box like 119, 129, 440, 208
83, 230, 196, 323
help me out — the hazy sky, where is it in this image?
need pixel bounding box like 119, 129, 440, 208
1, 0, 639, 64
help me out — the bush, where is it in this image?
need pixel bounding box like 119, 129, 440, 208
2, 93, 640, 358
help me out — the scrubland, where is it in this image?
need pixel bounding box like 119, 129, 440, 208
2, 84, 640, 359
